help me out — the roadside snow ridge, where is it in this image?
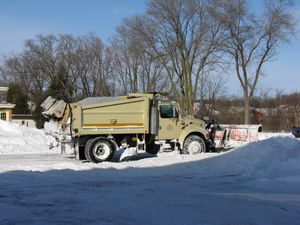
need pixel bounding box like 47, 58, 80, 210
0, 120, 59, 155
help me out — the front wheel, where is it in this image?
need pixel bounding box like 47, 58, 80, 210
182, 135, 206, 154
85, 137, 116, 163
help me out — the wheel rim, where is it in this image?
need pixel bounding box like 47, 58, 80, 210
188, 141, 203, 154
93, 142, 111, 160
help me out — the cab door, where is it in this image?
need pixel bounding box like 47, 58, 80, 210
156, 104, 181, 140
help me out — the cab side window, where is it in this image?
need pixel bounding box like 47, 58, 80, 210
160, 105, 178, 118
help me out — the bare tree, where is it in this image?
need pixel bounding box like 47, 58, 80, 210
77, 34, 114, 97
204, 73, 227, 118
111, 21, 141, 94
1, 33, 115, 110
54, 33, 114, 99
128, 0, 224, 115
111, 17, 168, 95
215, 0, 295, 124
139, 52, 169, 93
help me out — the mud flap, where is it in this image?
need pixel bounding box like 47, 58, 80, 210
75, 142, 80, 160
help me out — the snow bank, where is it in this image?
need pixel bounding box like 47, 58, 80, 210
258, 131, 293, 140
0, 120, 60, 155
103, 135, 300, 183
194, 136, 300, 182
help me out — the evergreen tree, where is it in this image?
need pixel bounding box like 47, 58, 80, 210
33, 93, 47, 129
47, 64, 73, 102
6, 83, 30, 114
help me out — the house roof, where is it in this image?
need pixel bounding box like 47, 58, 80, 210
0, 103, 15, 109
0, 87, 9, 91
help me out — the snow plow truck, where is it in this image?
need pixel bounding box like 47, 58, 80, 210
41, 93, 212, 162
41, 92, 262, 163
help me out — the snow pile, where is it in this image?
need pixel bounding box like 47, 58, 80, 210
258, 131, 293, 140
107, 135, 300, 183
44, 119, 60, 133
0, 120, 60, 155
191, 136, 300, 182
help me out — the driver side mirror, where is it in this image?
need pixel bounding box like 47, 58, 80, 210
173, 106, 179, 118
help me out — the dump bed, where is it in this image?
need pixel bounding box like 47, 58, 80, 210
72, 96, 151, 136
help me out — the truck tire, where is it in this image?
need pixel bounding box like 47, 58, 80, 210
86, 137, 116, 163
84, 139, 93, 161
146, 142, 160, 154
182, 135, 206, 154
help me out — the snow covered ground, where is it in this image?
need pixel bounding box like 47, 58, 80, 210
0, 120, 300, 225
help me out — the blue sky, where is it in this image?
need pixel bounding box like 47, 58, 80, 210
0, 0, 146, 52
0, 0, 300, 95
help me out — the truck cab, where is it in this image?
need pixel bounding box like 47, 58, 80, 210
155, 100, 209, 154
156, 101, 181, 140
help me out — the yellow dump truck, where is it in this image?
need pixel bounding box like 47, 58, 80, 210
42, 93, 210, 163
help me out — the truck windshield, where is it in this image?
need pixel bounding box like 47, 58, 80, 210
159, 105, 178, 118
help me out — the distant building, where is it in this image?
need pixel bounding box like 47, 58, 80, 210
12, 114, 37, 128
0, 87, 15, 121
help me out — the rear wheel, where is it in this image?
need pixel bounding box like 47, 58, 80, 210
84, 139, 93, 161
85, 137, 116, 163
182, 135, 206, 154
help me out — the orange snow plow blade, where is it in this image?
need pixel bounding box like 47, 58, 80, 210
215, 124, 262, 148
